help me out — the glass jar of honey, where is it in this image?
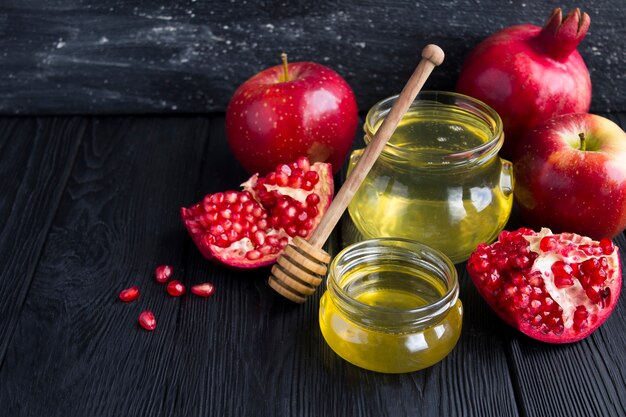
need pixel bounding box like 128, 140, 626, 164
319, 238, 462, 373
348, 91, 513, 263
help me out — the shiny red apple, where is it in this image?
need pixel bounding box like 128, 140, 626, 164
226, 54, 358, 175
513, 113, 626, 239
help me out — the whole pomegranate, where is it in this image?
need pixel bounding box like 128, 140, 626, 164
467, 228, 621, 343
181, 157, 333, 269
456, 8, 591, 158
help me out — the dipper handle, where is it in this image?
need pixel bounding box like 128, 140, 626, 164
268, 44, 444, 303
307, 44, 445, 248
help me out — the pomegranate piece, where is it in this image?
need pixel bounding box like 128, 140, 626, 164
191, 283, 215, 297
181, 157, 333, 268
155, 265, 173, 283
138, 311, 156, 331
119, 286, 140, 302
467, 228, 622, 343
166, 280, 186, 297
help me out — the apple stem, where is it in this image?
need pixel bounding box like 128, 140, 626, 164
579, 132, 586, 151
281, 52, 290, 82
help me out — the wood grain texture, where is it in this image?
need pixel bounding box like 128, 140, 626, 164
1, 113, 625, 417
0, 117, 84, 365
0, 0, 624, 114
0, 116, 210, 416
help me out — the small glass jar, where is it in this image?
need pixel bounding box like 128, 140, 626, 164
319, 238, 463, 373
348, 91, 513, 263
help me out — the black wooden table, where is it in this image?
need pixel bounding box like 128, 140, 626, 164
1, 113, 625, 417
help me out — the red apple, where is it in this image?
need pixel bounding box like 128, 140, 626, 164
226, 54, 358, 175
513, 113, 626, 239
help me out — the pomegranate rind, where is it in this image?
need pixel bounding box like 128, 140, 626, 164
181, 160, 333, 269
467, 228, 622, 343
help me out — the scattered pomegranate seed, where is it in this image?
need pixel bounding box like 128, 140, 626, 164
139, 311, 156, 331
155, 265, 173, 283
191, 283, 215, 297
166, 280, 186, 296
119, 286, 140, 302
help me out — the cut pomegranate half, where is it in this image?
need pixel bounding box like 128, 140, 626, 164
181, 157, 333, 268
467, 228, 622, 343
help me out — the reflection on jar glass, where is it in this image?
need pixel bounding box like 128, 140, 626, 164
319, 238, 463, 373
348, 91, 513, 263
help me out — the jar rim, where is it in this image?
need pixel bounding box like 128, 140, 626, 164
327, 238, 459, 331
364, 91, 504, 167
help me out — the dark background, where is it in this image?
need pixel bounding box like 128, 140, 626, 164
1, 0, 624, 115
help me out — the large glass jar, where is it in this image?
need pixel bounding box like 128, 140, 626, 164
319, 238, 463, 373
348, 91, 513, 263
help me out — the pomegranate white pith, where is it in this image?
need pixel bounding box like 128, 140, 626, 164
468, 228, 621, 343
181, 157, 333, 269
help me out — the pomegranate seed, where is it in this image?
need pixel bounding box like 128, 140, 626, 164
285, 206, 297, 219
551, 261, 574, 288
155, 265, 173, 283
266, 172, 278, 184
296, 156, 310, 171
276, 172, 289, 186
539, 235, 558, 252
573, 306, 589, 332
191, 283, 215, 297
288, 176, 302, 188
212, 192, 224, 204
278, 164, 291, 176
119, 286, 140, 302
239, 192, 251, 203
599, 238, 614, 255
304, 170, 319, 183
246, 250, 261, 260
306, 193, 320, 206
224, 191, 238, 203
166, 280, 186, 296
139, 311, 156, 331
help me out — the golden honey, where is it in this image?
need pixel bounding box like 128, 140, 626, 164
319, 238, 463, 373
348, 91, 513, 263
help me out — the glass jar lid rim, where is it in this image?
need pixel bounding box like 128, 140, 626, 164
328, 237, 459, 320
365, 91, 504, 163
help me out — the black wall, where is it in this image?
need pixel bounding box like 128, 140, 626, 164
1, 0, 624, 114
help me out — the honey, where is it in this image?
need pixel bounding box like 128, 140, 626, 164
319, 238, 462, 373
348, 91, 513, 263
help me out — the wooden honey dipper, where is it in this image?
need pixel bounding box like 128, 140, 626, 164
268, 44, 445, 303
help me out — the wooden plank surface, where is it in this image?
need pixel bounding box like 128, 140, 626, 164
0, 117, 84, 364
0, 113, 626, 417
0, 0, 624, 114
0, 116, 210, 416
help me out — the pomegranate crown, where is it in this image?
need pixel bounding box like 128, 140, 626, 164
536, 7, 591, 60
